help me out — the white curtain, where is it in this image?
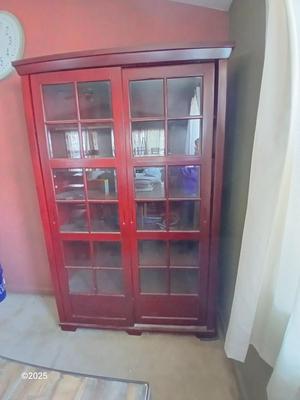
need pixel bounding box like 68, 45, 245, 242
65, 131, 80, 158
132, 128, 164, 156
225, 0, 300, 399
186, 86, 201, 155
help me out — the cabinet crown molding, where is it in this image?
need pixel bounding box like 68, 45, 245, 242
13, 42, 234, 75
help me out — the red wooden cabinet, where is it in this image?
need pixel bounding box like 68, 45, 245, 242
14, 43, 233, 336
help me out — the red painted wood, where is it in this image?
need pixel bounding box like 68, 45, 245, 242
21, 76, 67, 322
13, 42, 234, 75
17, 45, 230, 335
30, 67, 133, 324
70, 295, 131, 323
59, 322, 214, 335
122, 63, 214, 325
207, 60, 228, 331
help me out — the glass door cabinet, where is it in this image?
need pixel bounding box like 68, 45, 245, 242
14, 43, 233, 336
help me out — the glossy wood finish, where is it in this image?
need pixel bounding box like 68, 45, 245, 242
13, 42, 234, 75
30, 67, 134, 325
122, 64, 214, 326
207, 60, 228, 330
21, 76, 67, 322
16, 44, 231, 336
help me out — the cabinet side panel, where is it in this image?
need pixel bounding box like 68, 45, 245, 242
207, 60, 228, 331
21, 75, 67, 321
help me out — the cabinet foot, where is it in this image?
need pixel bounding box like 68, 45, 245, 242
127, 329, 142, 336
196, 331, 218, 340
60, 324, 77, 332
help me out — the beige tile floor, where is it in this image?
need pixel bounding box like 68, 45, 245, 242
0, 294, 240, 400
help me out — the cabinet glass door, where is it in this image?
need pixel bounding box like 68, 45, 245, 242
123, 64, 214, 325
31, 68, 132, 325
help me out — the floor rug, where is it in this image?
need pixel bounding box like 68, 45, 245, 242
0, 356, 150, 400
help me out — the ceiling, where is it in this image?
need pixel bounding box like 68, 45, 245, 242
168, 0, 232, 11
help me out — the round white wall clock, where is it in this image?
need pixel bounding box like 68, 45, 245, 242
0, 11, 24, 80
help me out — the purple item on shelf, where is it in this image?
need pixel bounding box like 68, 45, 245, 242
180, 166, 199, 196
0, 265, 6, 302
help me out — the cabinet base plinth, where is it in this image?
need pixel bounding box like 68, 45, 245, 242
58, 320, 216, 338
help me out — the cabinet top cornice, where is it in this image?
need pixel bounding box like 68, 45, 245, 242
13, 42, 234, 76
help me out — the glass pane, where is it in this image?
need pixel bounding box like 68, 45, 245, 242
53, 169, 84, 200
170, 240, 199, 267
132, 121, 165, 157
167, 77, 202, 117
86, 168, 117, 200
57, 203, 88, 232
170, 269, 199, 294
43, 83, 77, 121
47, 125, 80, 159
138, 240, 167, 266
90, 204, 120, 232
136, 201, 166, 230
82, 124, 115, 158
140, 268, 168, 294
96, 269, 124, 294
168, 166, 200, 198
63, 241, 91, 267
68, 269, 94, 294
168, 119, 202, 156
78, 81, 112, 119
169, 201, 200, 231
130, 79, 164, 117
134, 167, 165, 199
94, 242, 122, 268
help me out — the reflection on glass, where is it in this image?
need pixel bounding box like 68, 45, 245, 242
57, 203, 88, 232
138, 240, 167, 266
132, 121, 165, 157
170, 241, 199, 266
136, 201, 166, 230
168, 166, 200, 198
94, 242, 122, 268
170, 269, 198, 294
96, 269, 123, 294
169, 201, 200, 231
68, 269, 94, 294
90, 204, 119, 232
167, 77, 202, 117
86, 168, 117, 200
134, 167, 165, 199
82, 124, 115, 158
43, 84, 77, 121
63, 241, 91, 267
47, 125, 80, 159
168, 119, 202, 156
53, 169, 84, 200
78, 81, 112, 119
140, 268, 168, 293
130, 79, 164, 117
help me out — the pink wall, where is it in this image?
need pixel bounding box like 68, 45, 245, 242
0, 0, 228, 294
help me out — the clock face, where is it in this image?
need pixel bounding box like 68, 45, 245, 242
0, 11, 24, 79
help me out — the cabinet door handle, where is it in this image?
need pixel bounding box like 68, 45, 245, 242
130, 209, 134, 225
121, 210, 126, 227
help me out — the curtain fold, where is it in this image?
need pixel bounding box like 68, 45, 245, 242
225, 0, 300, 398
186, 86, 201, 155
65, 131, 80, 158
132, 128, 164, 156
